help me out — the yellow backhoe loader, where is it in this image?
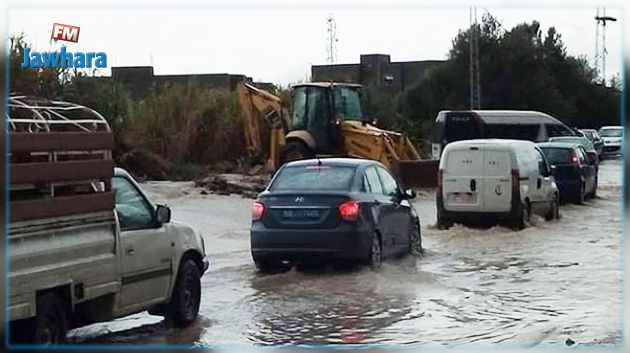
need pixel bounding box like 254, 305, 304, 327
236, 81, 438, 187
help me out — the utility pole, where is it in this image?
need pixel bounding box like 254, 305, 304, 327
594, 7, 617, 85
469, 6, 481, 109
326, 14, 338, 65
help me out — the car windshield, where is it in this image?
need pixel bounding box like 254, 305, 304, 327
540, 147, 573, 165
271, 165, 356, 191
599, 128, 623, 137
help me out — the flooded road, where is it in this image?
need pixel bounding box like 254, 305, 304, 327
68, 159, 622, 347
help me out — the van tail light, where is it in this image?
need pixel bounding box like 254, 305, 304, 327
511, 169, 520, 198
437, 169, 444, 190
339, 200, 360, 221
252, 201, 265, 221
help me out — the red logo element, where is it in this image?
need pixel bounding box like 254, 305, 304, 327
51, 23, 80, 43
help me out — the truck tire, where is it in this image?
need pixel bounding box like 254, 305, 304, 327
167, 259, 201, 328
33, 292, 68, 344
282, 140, 314, 163
545, 197, 559, 221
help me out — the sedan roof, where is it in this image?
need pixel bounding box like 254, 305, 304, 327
284, 157, 380, 168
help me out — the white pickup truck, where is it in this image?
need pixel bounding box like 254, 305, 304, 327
8, 97, 208, 345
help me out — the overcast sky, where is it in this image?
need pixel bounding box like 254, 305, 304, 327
6, 1, 624, 85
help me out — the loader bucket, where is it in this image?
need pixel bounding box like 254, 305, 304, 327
392, 159, 440, 188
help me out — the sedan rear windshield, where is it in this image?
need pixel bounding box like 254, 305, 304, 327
540, 147, 572, 164
271, 165, 356, 191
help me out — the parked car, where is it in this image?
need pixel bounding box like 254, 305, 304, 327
437, 139, 559, 230
598, 126, 623, 157
578, 129, 604, 156
250, 158, 422, 271
431, 110, 574, 159
548, 136, 599, 167
538, 142, 598, 203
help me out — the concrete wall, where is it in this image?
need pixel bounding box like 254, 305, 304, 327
108, 66, 258, 95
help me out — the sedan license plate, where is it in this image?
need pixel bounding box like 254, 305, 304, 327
281, 209, 321, 220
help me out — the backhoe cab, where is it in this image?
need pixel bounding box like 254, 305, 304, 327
283, 83, 365, 160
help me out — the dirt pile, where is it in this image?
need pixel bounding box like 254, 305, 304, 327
195, 173, 270, 198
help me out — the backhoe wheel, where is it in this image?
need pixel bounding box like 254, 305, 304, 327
166, 259, 201, 328
282, 140, 314, 163
33, 293, 68, 345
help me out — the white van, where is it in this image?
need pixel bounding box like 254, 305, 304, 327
431, 110, 575, 159
436, 139, 559, 229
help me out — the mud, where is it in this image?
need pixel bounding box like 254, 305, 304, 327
68, 159, 622, 347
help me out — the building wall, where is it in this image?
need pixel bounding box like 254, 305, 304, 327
108, 66, 256, 95
311, 54, 444, 92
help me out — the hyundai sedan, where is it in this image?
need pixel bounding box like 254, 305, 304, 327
250, 158, 422, 272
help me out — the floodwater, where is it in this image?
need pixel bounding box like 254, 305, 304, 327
68, 159, 623, 347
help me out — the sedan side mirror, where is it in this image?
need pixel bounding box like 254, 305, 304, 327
156, 204, 171, 225
403, 188, 417, 199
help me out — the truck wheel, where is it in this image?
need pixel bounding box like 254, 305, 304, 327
33, 293, 68, 344
282, 140, 314, 163
366, 233, 382, 269
167, 259, 201, 328
545, 198, 559, 221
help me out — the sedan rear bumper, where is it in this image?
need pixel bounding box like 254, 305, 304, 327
250, 222, 372, 262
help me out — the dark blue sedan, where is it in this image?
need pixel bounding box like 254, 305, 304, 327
250, 158, 422, 272
538, 142, 598, 204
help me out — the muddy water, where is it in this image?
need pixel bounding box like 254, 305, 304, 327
69, 159, 622, 347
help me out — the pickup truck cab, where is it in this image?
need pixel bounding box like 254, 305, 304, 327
8, 96, 208, 345
10, 168, 208, 344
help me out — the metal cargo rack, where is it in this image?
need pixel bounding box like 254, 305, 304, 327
8, 95, 115, 223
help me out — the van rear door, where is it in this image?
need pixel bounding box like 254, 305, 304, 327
482, 150, 512, 212
442, 147, 484, 212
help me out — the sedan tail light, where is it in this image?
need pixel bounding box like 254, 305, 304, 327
251, 201, 265, 221
339, 200, 360, 221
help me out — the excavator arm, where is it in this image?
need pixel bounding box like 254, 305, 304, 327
236, 82, 290, 171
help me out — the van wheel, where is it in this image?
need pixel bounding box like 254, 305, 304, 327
545, 198, 559, 221
166, 259, 201, 328
367, 233, 382, 269
33, 293, 68, 345
514, 203, 531, 230
437, 211, 452, 230
282, 140, 314, 163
